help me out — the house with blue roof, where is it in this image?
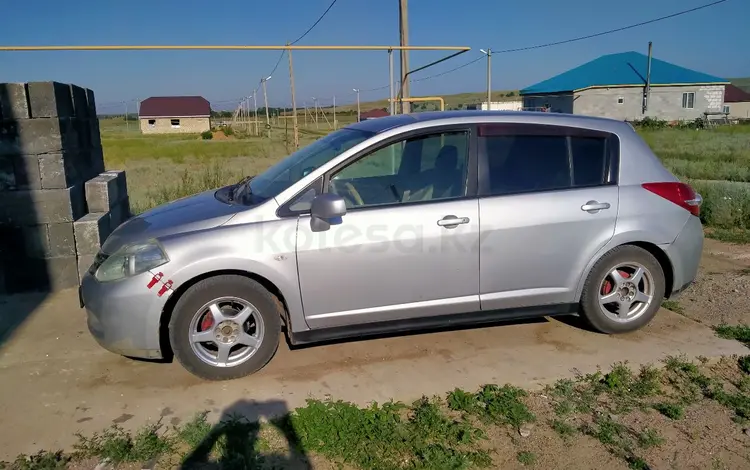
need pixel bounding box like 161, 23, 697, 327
520, 51, 729, 121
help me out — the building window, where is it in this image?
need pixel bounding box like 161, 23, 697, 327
723, 105, 730, 114
171, 119, 181, 128
147, 119, 156, 128
682, 92, 695, 109
617, 97, 624, 104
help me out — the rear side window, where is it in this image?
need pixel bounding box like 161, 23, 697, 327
479, 124, 616, 196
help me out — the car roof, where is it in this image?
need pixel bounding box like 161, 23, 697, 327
344, 110, 629, 134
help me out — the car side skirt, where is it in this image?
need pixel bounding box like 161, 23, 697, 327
288, 303, 579, 346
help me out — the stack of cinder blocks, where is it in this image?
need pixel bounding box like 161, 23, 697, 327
75, 170, 131, 281
0, 81, 130, 294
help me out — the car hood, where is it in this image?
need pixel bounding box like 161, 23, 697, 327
102, 187, 245, 254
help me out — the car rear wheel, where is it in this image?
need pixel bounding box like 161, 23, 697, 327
579, 245, 665, 334
169, 275, 282, 381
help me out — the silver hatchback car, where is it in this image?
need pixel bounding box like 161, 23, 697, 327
80, 111, 704, 381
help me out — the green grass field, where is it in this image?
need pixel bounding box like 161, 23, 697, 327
101, 116, 750, 240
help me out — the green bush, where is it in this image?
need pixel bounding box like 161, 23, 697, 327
688, 180, 750, 228
222, 125, 234, 136
200, 130, 213, 140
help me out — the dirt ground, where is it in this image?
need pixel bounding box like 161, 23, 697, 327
0, 238, 749, 468
675, 239, 750, 327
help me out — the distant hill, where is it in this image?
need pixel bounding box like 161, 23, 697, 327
729, 78, 750, 93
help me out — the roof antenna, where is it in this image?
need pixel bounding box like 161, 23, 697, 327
643, 41, 653, 114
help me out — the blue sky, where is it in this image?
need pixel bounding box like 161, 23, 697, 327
1, 0, 748, 112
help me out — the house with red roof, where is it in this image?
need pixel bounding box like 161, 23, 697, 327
138, 96, 211, 134
359, 108, 390, 121
724, 84, 750, 120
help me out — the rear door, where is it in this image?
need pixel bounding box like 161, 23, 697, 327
477, 123, 620, 310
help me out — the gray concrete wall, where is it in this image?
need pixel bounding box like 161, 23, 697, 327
139, 116, 210, 134
521, 94, 574, 113
0, 82, 131, 294
572, 85, 726, 121
725, 101, 750, 120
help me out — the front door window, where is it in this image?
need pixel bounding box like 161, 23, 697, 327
329, 131, 470, 209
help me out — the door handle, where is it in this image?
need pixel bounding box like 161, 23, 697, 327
437, 215, 470, 228
581, 201, 611, 213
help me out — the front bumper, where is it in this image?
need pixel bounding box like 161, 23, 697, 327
80, 270, 172, 359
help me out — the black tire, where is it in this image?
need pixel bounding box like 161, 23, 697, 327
169, 275, 282, 381
579, 245, 665, 334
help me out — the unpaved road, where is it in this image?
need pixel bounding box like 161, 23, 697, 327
0, 238, 748, 459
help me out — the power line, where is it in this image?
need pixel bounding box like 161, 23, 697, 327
403, 0, 729, 86
492, 0, 729, 54
256, 0, 339, 92
290, 0, 339, 45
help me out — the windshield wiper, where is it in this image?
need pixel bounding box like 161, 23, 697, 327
228, 175, 253, 202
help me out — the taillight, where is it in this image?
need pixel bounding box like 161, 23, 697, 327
641, 182, 702, 216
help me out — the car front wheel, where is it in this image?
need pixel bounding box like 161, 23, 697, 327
169, 275, 282, 381
579, 245, 665, 334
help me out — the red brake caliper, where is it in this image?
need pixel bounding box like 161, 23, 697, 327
200, 311, 214, 331
602, 270, 630, 295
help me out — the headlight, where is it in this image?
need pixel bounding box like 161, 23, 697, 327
94, 239, 169, 282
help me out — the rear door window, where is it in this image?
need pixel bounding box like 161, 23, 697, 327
478, 124, 616, 196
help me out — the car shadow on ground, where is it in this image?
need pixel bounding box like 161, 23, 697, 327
180, 399, 311, 469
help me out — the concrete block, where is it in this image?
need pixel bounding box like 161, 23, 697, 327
27, 81, 75, 118
0, 184, 85, 225
2, 255, 79, 292
91, 145, 105, 174
87, 118, 103, 152
0, 155, 41, 190
77, 253, 96, 283
74, 212, 111, 255
21, 224, 50, 258
14, 155, 42, 190
73, 118, 92, 151
0, 157, 13, 190
0, 118, 80, 157
102, 170, 128, 199
0, 83, 30, 120
85, 88, 97, 117
48, 222, 76, 257
85, 174, 119, 212
70, 85, 90, 119
109, 196, 131, 228
39, 152, 82, 189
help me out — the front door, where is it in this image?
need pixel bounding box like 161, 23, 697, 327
295, 128, 480, 329
476, 123, 620, 311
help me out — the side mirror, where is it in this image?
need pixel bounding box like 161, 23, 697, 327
310, 193, 346, 232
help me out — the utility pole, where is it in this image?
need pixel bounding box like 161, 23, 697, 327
643, 41, 653, 115
353, 88, 360, 121
252, 90, 258, 136
261, 76, 272, 139
312, 97, 319, 129
333, 95, 337, 129
287, 43, 299, 149
399, 0, 410, 114
481, 48, 492, 108
388, 49, 395, 115
123, 101, 128, 131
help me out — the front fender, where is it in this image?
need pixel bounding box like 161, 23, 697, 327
156, 218, 309, 332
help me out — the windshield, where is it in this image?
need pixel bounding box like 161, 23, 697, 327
247, 128, 375, 201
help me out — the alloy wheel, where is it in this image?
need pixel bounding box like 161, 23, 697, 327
188, 296, 265, 368
598, 262, 655, 323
